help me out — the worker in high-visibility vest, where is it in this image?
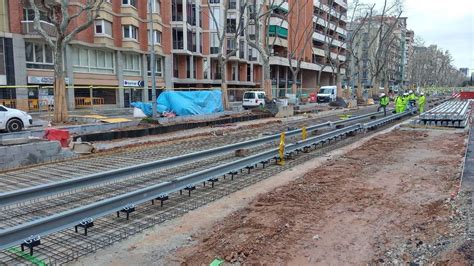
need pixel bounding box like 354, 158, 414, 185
401, 92, 409, 112
378, 93, 390, 116
418, 92, 426, 113
395, 93, 405, 113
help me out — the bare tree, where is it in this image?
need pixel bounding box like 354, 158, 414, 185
410, 42, 465, 88
206, 0, 247, 109
245, 0, 286, 99
26, 0, 105, 122
346, 1, 372, 100
286, 0, 314, 95
322, 0, 347, 99
366, 0, 403, 97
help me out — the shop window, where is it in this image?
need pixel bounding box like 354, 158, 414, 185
0, 38, 4, 75
25, 42, 54, 69
72, 46, 115, 74
123, 53, 142, 76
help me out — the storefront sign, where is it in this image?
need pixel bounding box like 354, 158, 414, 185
27, 76, 70, 85
123, 80, 144, 87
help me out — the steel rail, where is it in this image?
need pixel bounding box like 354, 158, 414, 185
0, 112, 405, 250
0, 110, 385, 207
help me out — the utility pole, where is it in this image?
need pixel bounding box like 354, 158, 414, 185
148, 0, 157, 119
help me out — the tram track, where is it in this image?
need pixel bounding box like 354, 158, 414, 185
0, 99, 449, 264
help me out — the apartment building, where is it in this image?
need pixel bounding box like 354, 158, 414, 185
269, 0, 348, 97
1, 0, 346, 111
3, 0, 174, 110
347, 15, 414, 90
171, 0, 263, 91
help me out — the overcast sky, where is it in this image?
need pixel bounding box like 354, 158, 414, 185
358, 0, 474, 74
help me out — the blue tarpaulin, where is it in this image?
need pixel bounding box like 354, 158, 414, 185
132, 90, 224, 117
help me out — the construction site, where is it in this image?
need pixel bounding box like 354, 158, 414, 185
0, 93, 472, 265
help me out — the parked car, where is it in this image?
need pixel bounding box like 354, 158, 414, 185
242, 91, 266, 109
317, 86, 337, 103
0, 105, 33, 132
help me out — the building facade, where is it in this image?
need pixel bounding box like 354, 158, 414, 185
0, 0, 347, 111
268, 0, 348, 97
347, 15, 414, 91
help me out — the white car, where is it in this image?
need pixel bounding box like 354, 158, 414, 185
242, 91, 266, 109
0, 105, 33, 132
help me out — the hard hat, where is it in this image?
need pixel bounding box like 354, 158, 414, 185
420, 92, 424, 96
403, 93, 408, 96
380, 93, 385, 97
409, 90, 413, 93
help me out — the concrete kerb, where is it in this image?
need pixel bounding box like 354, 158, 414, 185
0, 121, 139, 142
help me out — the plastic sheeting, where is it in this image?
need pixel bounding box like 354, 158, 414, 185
131, 90, 224, 117
131, 102, 153, 117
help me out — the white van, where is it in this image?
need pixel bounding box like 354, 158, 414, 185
317, 86, 337, 103
0, 105, 33, 132
242, 91, 266, 109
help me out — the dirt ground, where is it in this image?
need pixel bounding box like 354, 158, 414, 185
173, 129, 471, 265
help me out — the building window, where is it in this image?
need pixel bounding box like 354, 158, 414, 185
209, 7, 220, 30
123, 53, 142, 76
95, 20, 112, 36
147, 55, 163, 77
226, 38, 236, 54
210, 33, 219, 54
122, 0, 137, 8
148, 30, 162, 45
0, 38, 4, 75
25, 42, 54, 69
148, 0, 161, 13
72, 46, 115, 74
123, 25, 138, 40
23, 8, 50, 22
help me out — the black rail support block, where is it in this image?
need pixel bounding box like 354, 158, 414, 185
21, 238, 40, 256
75, 221, 94, 236
207, 178, 219, 188
227, 171, 238, 180
260, 160, 269, 168
185, 186, 196, 196
152, 195, 169, 207
245, 165, 255, 174
117, 206, 136, 220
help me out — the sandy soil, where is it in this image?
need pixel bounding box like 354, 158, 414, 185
174, 129, 470, 265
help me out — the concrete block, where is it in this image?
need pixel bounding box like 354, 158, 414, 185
275, 106, 294, 118
0, 141, 75, 170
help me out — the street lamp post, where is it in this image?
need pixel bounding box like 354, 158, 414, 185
148, 0, 157, 119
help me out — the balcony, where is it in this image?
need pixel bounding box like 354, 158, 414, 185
173, 40, 184, 50
269, 17, 289, 29
172, 13, 183, 22
21, 21, 56, 36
